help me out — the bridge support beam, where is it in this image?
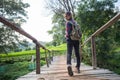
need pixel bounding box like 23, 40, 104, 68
91, 36, 97, 69
36, 43, 40, 74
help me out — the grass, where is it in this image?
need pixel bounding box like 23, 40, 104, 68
0, 43, 67, 58
48, 43, 67, 55
0, 50, 35, 58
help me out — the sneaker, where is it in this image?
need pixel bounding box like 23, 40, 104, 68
67, 66, 73, 76
77, 69, 80, 73
75, 66, 80, 73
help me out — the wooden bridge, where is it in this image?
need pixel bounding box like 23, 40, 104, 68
0, 12, 120, 80
16, 55, 120, 80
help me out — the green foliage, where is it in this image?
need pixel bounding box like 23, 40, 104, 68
0, 43, 67, 80
114, 21, 120, 45
0, 61, 30, 80
77, 0, 118, 35
100, 50, 120, 74
48, 43, 66, 50
0, 43, 67, 60
0, 50, 35, 57
46, 0, 83, 45
41, 60, 46, 66
77, 0, 120, 74
48, 14, 66, 46
0, 0, 30, 53
82, 43, 92, 65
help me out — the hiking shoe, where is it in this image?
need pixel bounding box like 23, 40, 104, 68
75, 66, 80, 73
77, 69, 80, 73
67, 66, 73, 76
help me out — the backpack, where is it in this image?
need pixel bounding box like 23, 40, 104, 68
69, 21, 82, 40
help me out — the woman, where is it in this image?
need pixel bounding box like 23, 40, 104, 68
64, 11, 81, 76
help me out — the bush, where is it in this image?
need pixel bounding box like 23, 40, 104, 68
0, 61, 30, 80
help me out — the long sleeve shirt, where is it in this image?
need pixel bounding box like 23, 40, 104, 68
65, 19, 75, 40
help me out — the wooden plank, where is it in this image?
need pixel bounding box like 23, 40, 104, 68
16, 56, 120, 80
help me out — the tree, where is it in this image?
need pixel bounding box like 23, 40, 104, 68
45, 0, 80, 45
45, 0, 79, 17
0, 0, 30, 53
47, 14, 66, 46
76, 0, 119, 67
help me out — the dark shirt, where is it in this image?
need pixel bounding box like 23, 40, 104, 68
65, 19, 75, 41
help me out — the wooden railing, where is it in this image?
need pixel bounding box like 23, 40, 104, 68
81, 12, 120, 69
0, 15, 53, 74
45, 50, 54, 67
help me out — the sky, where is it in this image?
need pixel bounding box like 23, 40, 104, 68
115, 0, 120, 9
21, 0, 53, 42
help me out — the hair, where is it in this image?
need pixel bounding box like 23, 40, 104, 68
65, 11, 72, 16
65, 11, 72, 20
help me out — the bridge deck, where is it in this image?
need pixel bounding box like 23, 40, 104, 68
17, 56, 120, 80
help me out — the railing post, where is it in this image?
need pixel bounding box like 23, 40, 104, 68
36, 43, 40, 74
51, 50, 53, 61
52, 50, 54, 57
45, 50, 49, 67
48, 51, 51, 64
91, 36, 97, 69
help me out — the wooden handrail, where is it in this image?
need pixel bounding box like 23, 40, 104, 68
0, 16, 36, 42
92, 13, 120, 36
0, 15, 51, 51
82, 12, 120, 46
0, 15, 51, 74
